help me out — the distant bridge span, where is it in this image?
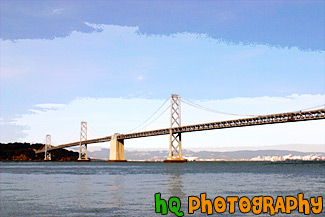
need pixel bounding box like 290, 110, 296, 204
36, 105, 325, 161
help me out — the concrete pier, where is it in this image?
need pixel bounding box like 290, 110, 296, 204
108, 133, 127, 162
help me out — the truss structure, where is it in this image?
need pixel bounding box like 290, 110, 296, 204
78, 122, 88, 160
168, 94, 183, 160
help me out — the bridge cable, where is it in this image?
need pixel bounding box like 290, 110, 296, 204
129, 98, 169, 132
41, 137, 46, 150
51, 137, 59, 147
296, 104, 325, 112
88, 125, 103, 139
181, 98, 257, 117
134, 105, 170, 132
182, 98, 324, 117
67, 128, 80, 143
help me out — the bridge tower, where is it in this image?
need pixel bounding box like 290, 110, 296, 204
78, 122, 89, 161
44, 134, 52, 161
164, 94, 187, 162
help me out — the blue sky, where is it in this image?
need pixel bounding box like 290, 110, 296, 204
0, 1, 324, 151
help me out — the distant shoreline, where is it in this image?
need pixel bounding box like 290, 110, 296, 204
1, 142, 324, 162
0, 159, 325, 164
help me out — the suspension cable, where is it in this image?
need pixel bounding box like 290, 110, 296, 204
181, 98, 257, 117
134, 105, 170, 132
88, 125, 103, 138
296, 104, 325, 112
182, 98, 325, 117
42, 137, 46, 145
129, 98, 169, 132
51, 137, 59, 146
67, 128, 80, 143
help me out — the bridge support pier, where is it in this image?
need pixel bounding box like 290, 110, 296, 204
108, 133, 127, 162
164, 94, 187, 163
44, 134, 52, 161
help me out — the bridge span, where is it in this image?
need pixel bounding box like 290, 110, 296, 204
36, 94, 325, 162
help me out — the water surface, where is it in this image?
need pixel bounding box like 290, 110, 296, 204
0, 161, 324, 216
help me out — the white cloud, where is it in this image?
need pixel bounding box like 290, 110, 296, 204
8, 94, 325, 151
52, 8, 64, 15
137, 76, 144, 80
28, 109, 43, 114
35, 103, 66, 109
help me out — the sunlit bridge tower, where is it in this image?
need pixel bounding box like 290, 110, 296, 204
78, 122, 89, 161
164, 94, 187, 162
44, 134, 52, 161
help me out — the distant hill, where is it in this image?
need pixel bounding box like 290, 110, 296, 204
87, 148, 325, 161
0, 143, 78, 161
2, 142, 323, 161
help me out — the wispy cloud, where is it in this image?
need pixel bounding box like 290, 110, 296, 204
52, 8, 64, 15
137, 76, 144, 80
35, 103, 66, 109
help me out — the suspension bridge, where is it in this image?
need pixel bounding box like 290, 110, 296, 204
35, 94, 325, 162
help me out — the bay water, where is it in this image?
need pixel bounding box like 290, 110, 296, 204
0, 161, 324, 216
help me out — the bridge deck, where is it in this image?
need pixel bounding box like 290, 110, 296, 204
35, 109, 325, 153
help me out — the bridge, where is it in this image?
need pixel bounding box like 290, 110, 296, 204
35, 94, 325, 162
